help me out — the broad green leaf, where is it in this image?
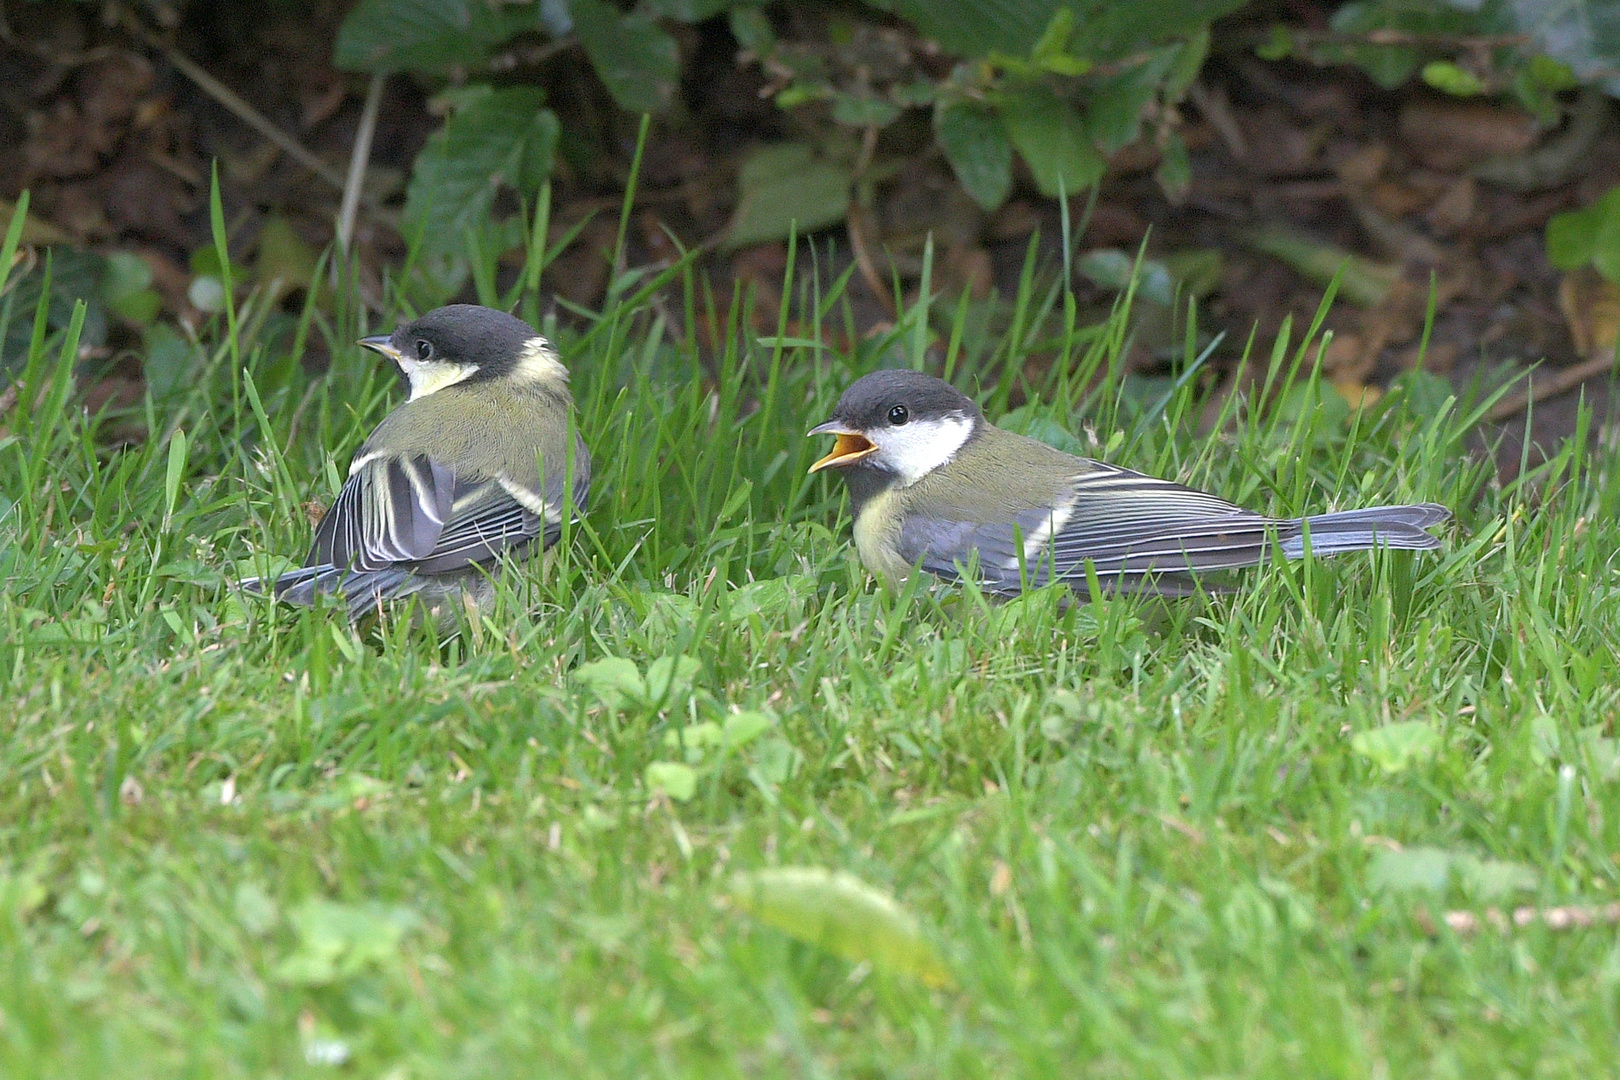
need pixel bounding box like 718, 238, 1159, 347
1366, 846, 1452, 893
273, 899, 418, 985
935, 102, 1012, 211
643, 655, 702, 703
1453, 856, 1538, 901
233, 882, 279, 937
664, 721, 723, 753
141, 323, 197, 401
334, 0, 532, 74
726, 143, 851, 249
404, 88, 557, 255
573, 656, 645, 708
100, 252, 160, 325
1000, 86, 1104, 198
1367, 847, 1537, 901
1352, 721, 1440, 773
729, 867, 952, 986
1087, 48, 1177, 153
572, 0, 680, 113
255, 215, 321, 294
1421, 60, 1486, 96
721, 711, 774, 748
646, 761, 697, 802
833, 93, 903, 128
1546, 186, 1620, 283
728, 576, 811, 622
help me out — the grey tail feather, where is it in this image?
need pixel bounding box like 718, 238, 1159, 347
1279, 503, 1450, 558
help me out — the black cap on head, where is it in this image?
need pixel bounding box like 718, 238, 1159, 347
390, 305, 539, 380
826, 369, 981, 432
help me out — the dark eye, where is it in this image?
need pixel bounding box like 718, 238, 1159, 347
888, 404, 909, 425
415, 339, 433, 361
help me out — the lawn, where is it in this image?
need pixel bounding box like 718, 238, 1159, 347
3, 207, 1620, 1077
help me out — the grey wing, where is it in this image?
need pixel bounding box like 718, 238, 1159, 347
309, 454, 455, 571
899, 462, 1272, 595
307, 454, 565, 576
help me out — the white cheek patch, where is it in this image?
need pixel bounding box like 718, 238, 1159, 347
512, 336, 568, 385
399, 358, 479, 401
869, 412, 974, 487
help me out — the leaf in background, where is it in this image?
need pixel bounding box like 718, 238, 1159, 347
1421, 60, 1486, 96
1513, 0, 1620, 95
1557, 266, 1620, 360
998, 405, 1088, 455
725, 143, 851, 249
404, 88, 557, 255
572, 0, 681, 114
2, 248, 108, 375
273, 899, 419, 985
334, 0, 533, 74
1546, 186, 1620, 283
1000, 86, 1104, 198
1351, 721, 1440, 773
936, 102, 1013, 211
572, 656, 645, 709
721, 711, 773, 748
642, 655, 702, 703
1239, 223, 1400, 307
255, 215, 321, 297
646, 761, 697, 802
729, 866, 953, 986
99, 252, 160, 325
1453, 856, 1538, 901
1366, 845, 1452, 893
1086, 47, 1178, 153
832, 93, 903, 128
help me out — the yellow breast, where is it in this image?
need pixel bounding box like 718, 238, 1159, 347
851, 488, 912, 585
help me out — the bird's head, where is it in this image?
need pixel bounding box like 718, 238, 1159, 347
808, 369, 983, 486
359, 304, 567, 402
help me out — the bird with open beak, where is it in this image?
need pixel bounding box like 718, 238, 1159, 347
244, 304, 589, 623
808, 369, 1449, 596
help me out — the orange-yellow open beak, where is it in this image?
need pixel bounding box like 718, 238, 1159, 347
807, 424, 877, 473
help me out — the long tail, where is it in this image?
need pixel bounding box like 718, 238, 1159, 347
239, 564, 418, 620
1276, 503, 1450, 558
1056, 502, 1451, 578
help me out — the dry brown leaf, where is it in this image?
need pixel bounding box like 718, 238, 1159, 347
1398, 99, 1539, 171
1558, 267, 1620, 360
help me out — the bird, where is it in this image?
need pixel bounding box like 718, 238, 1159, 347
243, 304, 590, 622
807, 369, 1448, 597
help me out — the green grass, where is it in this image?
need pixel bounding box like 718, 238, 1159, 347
4, 183, 1620, 1076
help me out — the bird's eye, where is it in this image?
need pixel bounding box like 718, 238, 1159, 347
888, 404, 909, 425
415, 339, 433, 361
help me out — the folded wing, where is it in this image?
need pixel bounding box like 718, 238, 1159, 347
902, 460, 1447, 596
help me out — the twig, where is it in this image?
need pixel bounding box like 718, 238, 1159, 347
1187, 81, 1247, 160
845, 200, 896, 319
1487, 350, 1620, 423
337, 73, 386, 255
1419, 902, 1620, 936
119, 9, 350, 194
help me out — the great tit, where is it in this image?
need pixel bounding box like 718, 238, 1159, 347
808, 369, 1448, 596
244, 304, 590, 621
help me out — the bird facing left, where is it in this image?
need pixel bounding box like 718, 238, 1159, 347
242, 304, 590, 623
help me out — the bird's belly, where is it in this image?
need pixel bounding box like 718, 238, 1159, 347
852, 489, 913, 584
